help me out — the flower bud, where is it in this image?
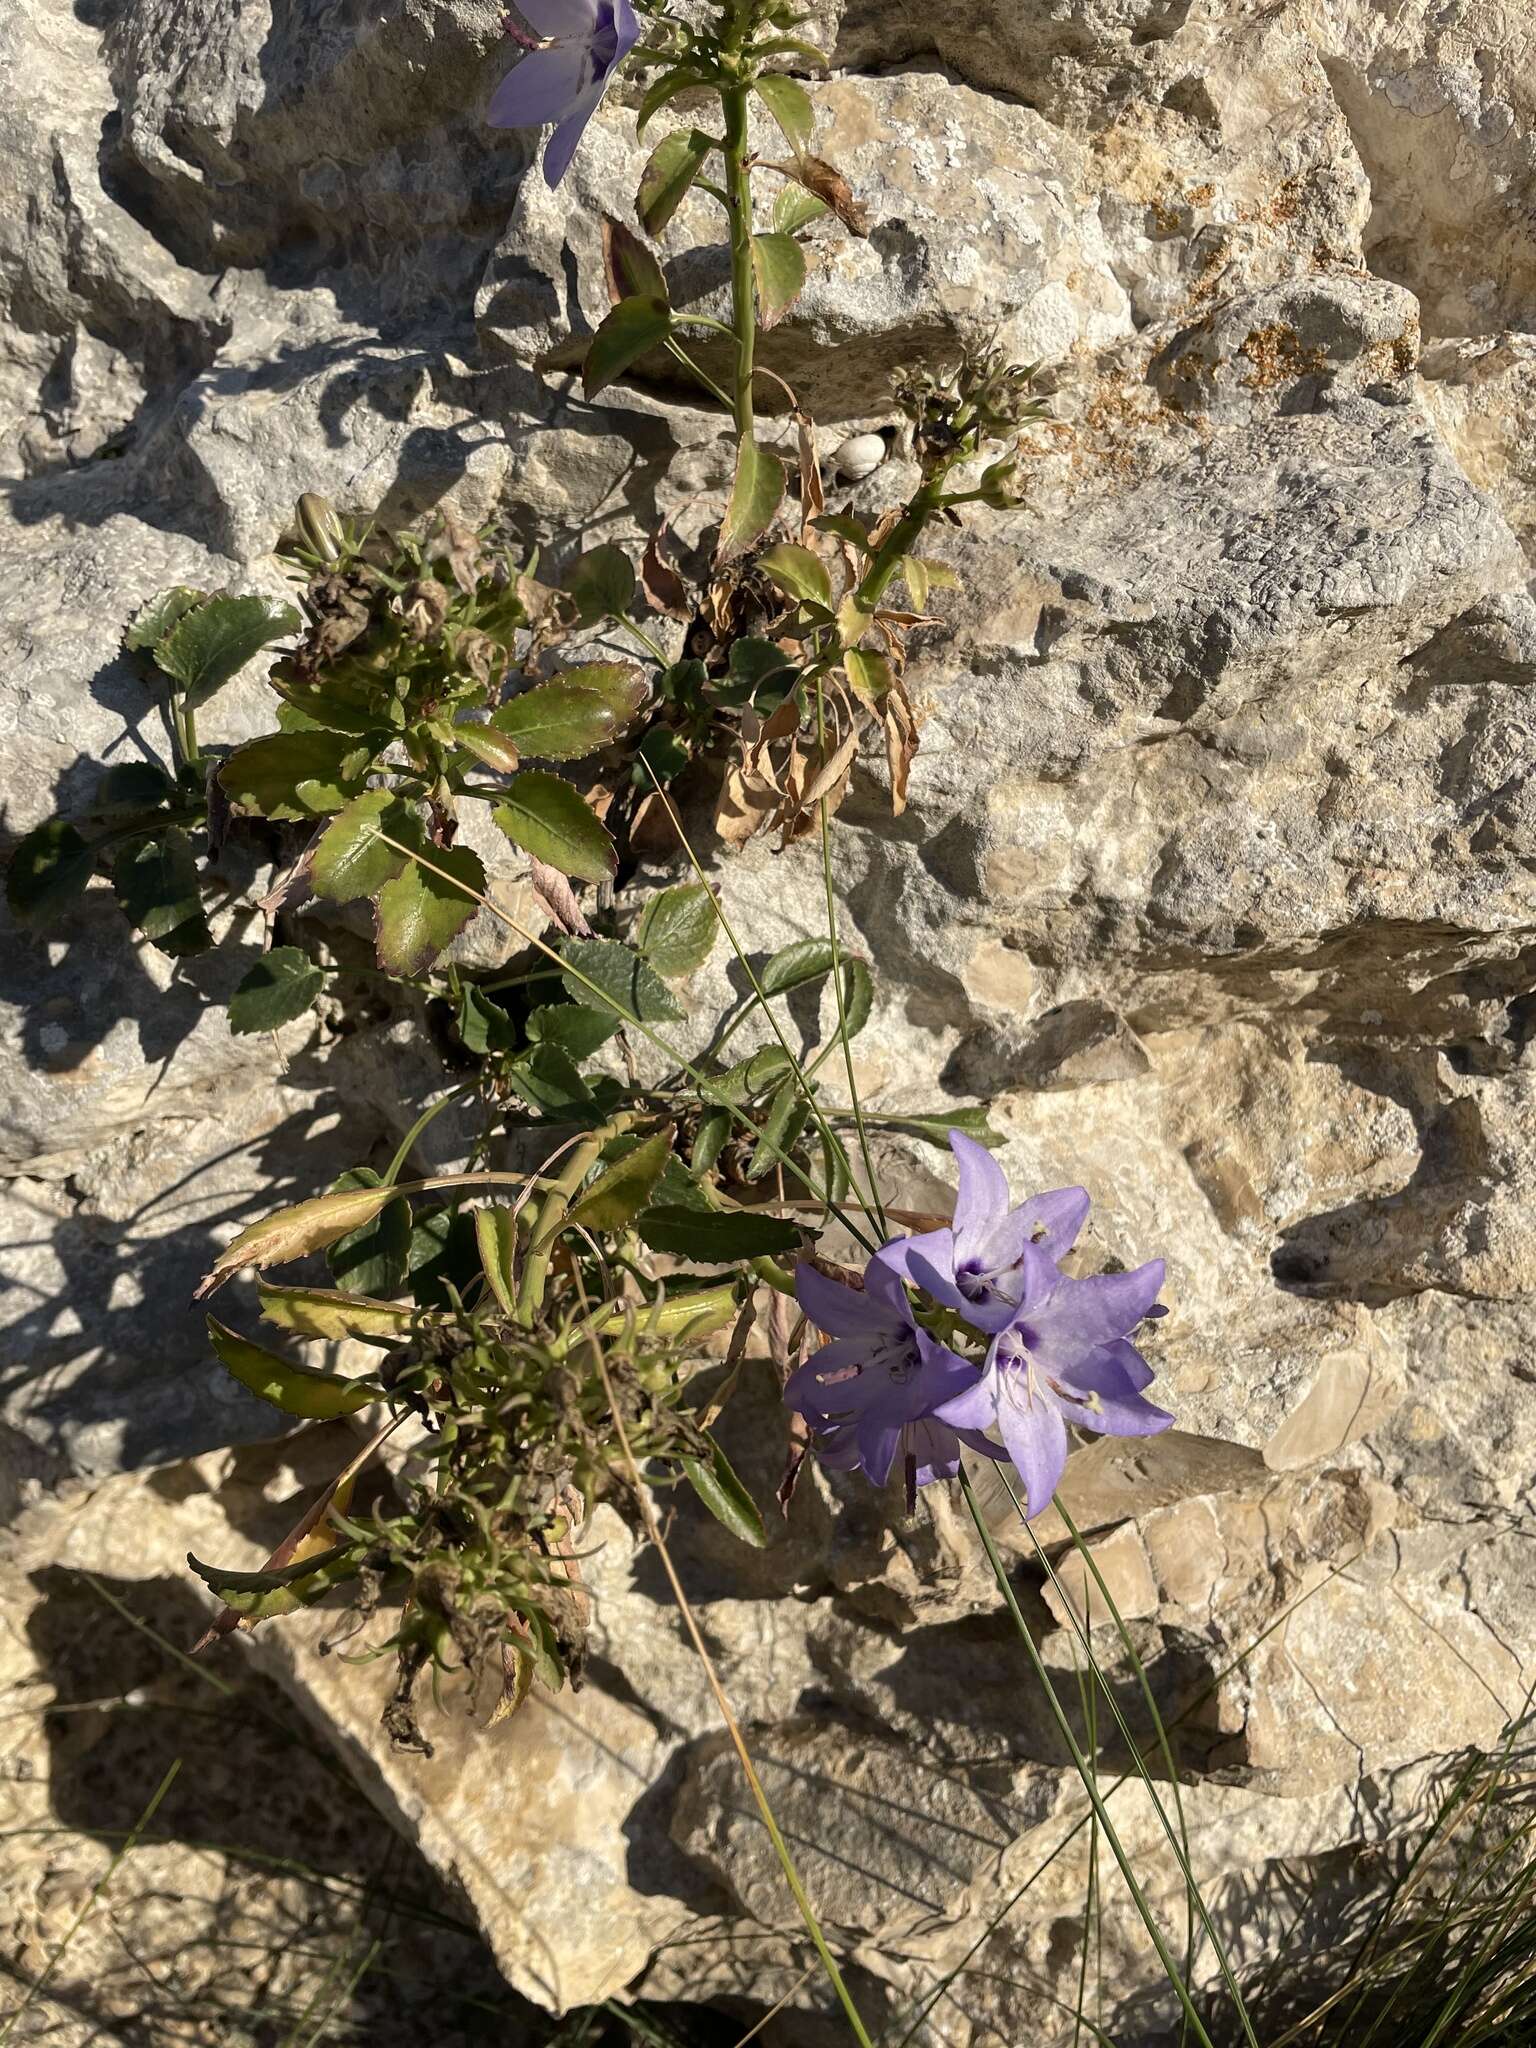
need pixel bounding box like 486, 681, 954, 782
296, 493, 344, 563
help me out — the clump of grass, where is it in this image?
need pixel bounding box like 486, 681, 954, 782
1216, 1695, 1536, 2048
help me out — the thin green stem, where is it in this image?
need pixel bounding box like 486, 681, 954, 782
516, 1119, 627, 1325
1024, 1489, 1259, 2048
609, 613, 673, 667
383, 1082, 475, 1187
957, 1467, 1219, 2048
813, 678, 885, 1235
630, 771, 878, 1255
663, 333, 734, 412
721, 82, 757, 439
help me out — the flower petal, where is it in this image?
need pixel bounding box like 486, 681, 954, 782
1023, 1259, 1165, 1372
995, 1388, 1069, 1520
1060, 1338, 1155, 1399
904, 1244, 968, 1316
950, 1131, 1009, 1243
932, 1367, 999, 1434
489, 44, 591, 129
795, 1261, 887, 1339
862, 1255, 914, 1321
1016, 1186, 1091, 1261
858, 1414, 902, 1488
873, 1227, 955, 1288
784, 1338, 875, 1418
542, 86, 606, 186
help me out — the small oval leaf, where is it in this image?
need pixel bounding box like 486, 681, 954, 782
206, 1315, 383, 1418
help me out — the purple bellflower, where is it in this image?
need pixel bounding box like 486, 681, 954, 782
875, 1131, 1090, 1333
934, 1263, 1173, 1518
489, 0, 641, 189
786, 1259, 1002, 1501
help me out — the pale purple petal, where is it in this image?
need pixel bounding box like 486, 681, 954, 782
858, 1415, 903, 1488
1015, 1186, 1091, 1261
784, 1337, 867, 1418
861, 1255, 913, 1321
995, 1386, 1069, 1520
795, 1261, 887, 1339
489, 43, 591, 129
950, 1131, 1009, 1242
1022, 1259, 1165, 1373
932, 1367, 999, 1434
541, 89, 605, 186
904, 1244, 968, 1316
872, 1227, 956, 1288
910, 1330, 986, 1410
953, 1241, 1061, 1334
1061, 1338, 1155, 1398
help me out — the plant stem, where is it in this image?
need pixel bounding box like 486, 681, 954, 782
720, 82, 757, 439
515, 1121, 624, 1326
958, 1467, 1220, 2048
382, 1083, 475, 1188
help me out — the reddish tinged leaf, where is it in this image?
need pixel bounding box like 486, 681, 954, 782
602, 216, 668, 305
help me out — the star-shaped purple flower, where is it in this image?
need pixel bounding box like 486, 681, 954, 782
786, 1259, 1001, 1498
489, 0, 641, 189
875, 1131, 1090, 1333
934, 1261, 1173, 1519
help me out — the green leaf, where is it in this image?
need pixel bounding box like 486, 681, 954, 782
453, 722, 523, 774
636, 1205, 801, 1260
153, 593, 302, 709
490, 678, 633, 760
750, 232, 807, 328
773, 183, 829, 235
189, 1544, 362, 1618
720, 435, 784, 561
692, 1106, 732, 1173
679, 1439, 770, 1547
637, 127, 714, 237
603, 215, 669, 302
746, 1079, 813, 1182
457, 982, 514, 1055
761, 936, 837, 997
195, 1184, 414, 1296
566, 1129, 674, 1235
219, 730, 375, 819
505, 1042, 596, 1117
702, 1044, 795, 1106
229, 947, 325, 1035
124, 586, 204, 652
814, 512, 871, 549
558, 660, 649, 722
475, 1206, 519, 1315
837, 955, 874, 1040
374, 843, 485, 975
112, 827, 210, 954
563, 550, 639, 626
90, 762, 176, 813
636, 882, 718, 977
407, 1205, 480, 1309
311, 790, 414, 904
876, 1106, 1004, 1148
754, 73, 815, 156
633, 723, 691, 787
715, 636, 797, 711
652, 1153, 715, 1212
207, 1315, 383, 1419
5, 819, 97, 927
844, 646, 894, 710
526, 1003, 621, 1061
758, 541, 831, 608
605, 1281, 739, 1342
493, 771, 617, 885
584, 295, 672, 400
558, 936, 683, 1024
636, 68, 713, 136
258, 1284, 428, 1341
325, 1168, 411, 1298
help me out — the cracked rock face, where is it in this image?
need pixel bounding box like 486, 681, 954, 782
3, 0, 1535, 2039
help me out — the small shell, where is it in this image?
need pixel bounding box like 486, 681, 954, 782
831, 431, 887, 483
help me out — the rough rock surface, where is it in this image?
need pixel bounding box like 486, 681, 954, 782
4, 0, 1535, 2040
